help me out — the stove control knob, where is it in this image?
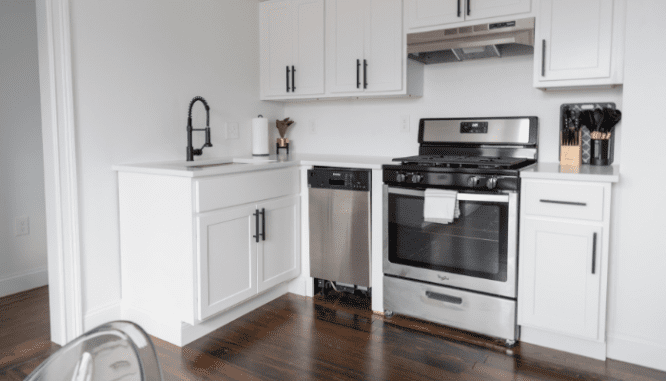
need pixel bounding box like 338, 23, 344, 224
411, 174, 423, 183
468, 176, 481, 187
486, 177, 498, 190
396, 173, 406, 183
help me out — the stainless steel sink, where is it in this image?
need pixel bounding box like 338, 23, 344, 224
186, 162, 246, 170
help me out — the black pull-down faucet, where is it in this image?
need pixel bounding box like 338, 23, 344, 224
186, 96, 213, 161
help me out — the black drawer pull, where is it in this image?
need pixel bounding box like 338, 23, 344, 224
253, 210, 260, 243
591, 232, 597, 274
260, 208, 266, 241
426, 291, 462, 305
286, 66, 291, 93
357, 59, 361, 89
540, 199, 587, 207
541, 39, 546, 77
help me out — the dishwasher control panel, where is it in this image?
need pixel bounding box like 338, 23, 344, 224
308, 167, 371, 192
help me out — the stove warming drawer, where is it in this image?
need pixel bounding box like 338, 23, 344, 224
383, 275, 517, 342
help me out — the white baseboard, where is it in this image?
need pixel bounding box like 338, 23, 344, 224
84, 301, 122, 331
122, 302, 183, 347
181, 283, 289, 346
607, 333, 666, 372
520, 326, 607, 361
0, 267, 48, 298
288, 276, 313, 297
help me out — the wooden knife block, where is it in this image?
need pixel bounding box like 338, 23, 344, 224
560, 131, 582, 167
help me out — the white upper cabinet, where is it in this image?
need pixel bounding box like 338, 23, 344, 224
405, 0, 531, 32
327, 0, 368, 93
365, 0, 405, 93
466, 0, 532, 21
534, 0, 625, 89
327, 0, 405, 94
407, 0, 463, 33
260, 0, 325, 99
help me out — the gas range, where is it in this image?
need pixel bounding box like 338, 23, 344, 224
382, 116, 539, 344
383, 117, 538, 191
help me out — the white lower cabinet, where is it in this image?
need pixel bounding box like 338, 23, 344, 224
518, 178, 612, 359
519, 218, 602, 340
118, 167, 300, 346
197, 204, 258, 320
257, 196, 301, 293
197, 195, 300, 320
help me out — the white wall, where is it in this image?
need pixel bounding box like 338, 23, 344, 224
0, 0, 48, 297
67, 0, 282, 326
606, 0, 666, 372
283, 55, 623, 163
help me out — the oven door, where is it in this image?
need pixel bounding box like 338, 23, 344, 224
384, 186, 518, 298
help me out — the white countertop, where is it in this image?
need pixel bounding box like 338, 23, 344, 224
520, 162, 620, 183
112, 154, 394, 177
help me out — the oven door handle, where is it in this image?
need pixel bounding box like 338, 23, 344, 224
387, 187, 510, 203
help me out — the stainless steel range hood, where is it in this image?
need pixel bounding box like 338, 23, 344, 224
408, 18, 535, 64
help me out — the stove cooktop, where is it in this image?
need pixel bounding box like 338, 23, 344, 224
390, 155, 533, 170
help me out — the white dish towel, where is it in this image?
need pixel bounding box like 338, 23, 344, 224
423, 189, 460, 225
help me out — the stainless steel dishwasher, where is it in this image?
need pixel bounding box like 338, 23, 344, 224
308, 167, 371, 290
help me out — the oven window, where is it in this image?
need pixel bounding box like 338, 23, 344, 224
388, 192, 508, 281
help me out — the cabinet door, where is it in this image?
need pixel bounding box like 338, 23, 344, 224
327, 0, 368, 94
406, 0, 462, 30
465, 0, 531, 21
292, 0, 325, 96
257, 196, 301, 293
260, 1, 294, 97
197, 205, 258, 320
537, 0, 613, 81
518, 217, 602, 340
365, 0, 404, 93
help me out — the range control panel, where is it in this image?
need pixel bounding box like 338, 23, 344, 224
308, 167, 371, 191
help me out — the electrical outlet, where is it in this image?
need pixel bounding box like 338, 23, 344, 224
15, 216, 29, 236
400, 115, 410, 133
309, 120, 317, 134
226, 122, 239, 139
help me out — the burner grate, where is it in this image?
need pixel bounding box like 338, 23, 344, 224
393, 155, 530, 170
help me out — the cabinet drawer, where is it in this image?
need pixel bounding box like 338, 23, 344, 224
195, 167, 299, 213
522, 180, 605, 221
384, 275, 517, 341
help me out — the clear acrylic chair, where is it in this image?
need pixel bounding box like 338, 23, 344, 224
25, 321, 162, 381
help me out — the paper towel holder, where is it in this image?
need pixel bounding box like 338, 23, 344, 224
252, 115, 270, 157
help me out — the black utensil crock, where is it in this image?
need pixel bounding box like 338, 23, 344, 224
591, 139, 611, 166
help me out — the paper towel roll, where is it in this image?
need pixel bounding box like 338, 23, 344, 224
252, 116, 269, 156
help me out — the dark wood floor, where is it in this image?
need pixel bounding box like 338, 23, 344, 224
2, 287, 665, 380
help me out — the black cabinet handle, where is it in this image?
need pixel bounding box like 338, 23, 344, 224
541, 39, 546, 77
426, 291, 463, 305
286, 66, 291, 92
363, 59, 368, 89
540, 199, 587, 207
467, 0, 470, 16
292, 66, 296, 92
457, 0, 461, 17
253, 210, 260, 243
260, 208, 266, 241
357, 59, 361, 89
591, 232, 597, 274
